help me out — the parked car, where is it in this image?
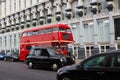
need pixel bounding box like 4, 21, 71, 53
0, 52, 6, 60
57, 50, 120, 80
4, 52, 19, 62
25, 46, 75, 71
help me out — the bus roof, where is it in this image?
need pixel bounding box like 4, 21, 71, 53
22, 24, 70, 33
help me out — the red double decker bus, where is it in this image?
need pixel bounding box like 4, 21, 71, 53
20, 24, 74, 61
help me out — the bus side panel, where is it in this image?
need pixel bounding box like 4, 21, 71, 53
19, 50, 30, 61
33, 33, 59, 42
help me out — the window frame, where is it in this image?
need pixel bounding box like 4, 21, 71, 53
27, 31, 32, 36
32, 30, 38, 35
46, 28, 52, 33
22, 32, 27, 37
111, 54, 120, 67
39, 29, 46, 34
81, 54, 111, 68
40, 49, 49, 57
53, 27, 59, 32
59, 27, 66, 32
34, 49, 41, 56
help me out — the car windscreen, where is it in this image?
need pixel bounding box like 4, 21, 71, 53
47, 48, 58, 56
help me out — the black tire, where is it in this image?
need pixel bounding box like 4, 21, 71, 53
51, 63, 58, 71
60, 75, 71, 80
28, 62, 34, 69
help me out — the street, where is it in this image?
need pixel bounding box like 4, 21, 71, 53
0, 61, 56, 80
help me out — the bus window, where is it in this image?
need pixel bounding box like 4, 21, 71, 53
27, 32, 32, 36
55, 45, 60, 50
53, 43, 60, 50
53, 27, 59, 32
39, 29, 45, 34
61, 44, 67, 50
26, 46, 31, 50
59, 28, 65, 32
66, 28, 71, 33
22, 32, 27, 37
32, 30, 38, 35
46, 28, 52, 33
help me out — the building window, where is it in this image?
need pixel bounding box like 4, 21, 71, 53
5, 36, 7, 47
84, 23, 94, 42
0, 38, 1, 47
85, 45, 93, 58
99, 45, 110, 53
117, 44, 120, 50
98, 20, 109, 42
98, 20, 104, 42
10, 35, 12, 47
14, 35, 16, 47
119, 0, 120, 9
72, 25, 77, 43
114, 18, 120, 40
24, 0, 26, 8
104, 21, 109, 41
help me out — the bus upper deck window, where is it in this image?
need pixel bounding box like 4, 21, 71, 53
32, 31, 38, 35
53, 27, 58, 32
39, 29, 45, 34
26, 46, 31, 50
27, 32, 32, 36
46, 28, 52, 33
22, 32, 27, 37
66, 29, 71, 33
59, 28, 65, 32
55, 45, 60, 50
62, 44, 67, 50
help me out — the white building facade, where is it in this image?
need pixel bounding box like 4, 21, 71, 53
0, 0, 120, 59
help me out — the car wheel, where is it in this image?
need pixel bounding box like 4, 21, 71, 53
51, 63, 58, 71
28, 62, 34, 69
60, 75, 71, 80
